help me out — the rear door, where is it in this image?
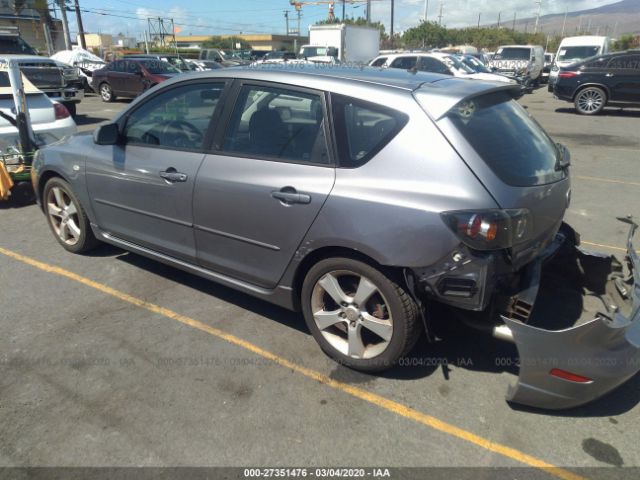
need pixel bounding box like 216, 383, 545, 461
193, 81, 335, 288
606, 54, 640, 102
389, 56, 417, 70
417, 56, 452, 75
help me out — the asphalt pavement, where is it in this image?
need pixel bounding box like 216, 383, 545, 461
1, 88, 639, 476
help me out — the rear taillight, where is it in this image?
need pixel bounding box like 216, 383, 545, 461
441, 209, 532, 250
54, 103, 70, 120
558, 71, 578, 79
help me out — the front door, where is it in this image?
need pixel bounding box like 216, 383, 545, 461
86, 81, 227, 262
193, 82, 335, 288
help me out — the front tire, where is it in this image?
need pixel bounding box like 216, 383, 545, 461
43, 177, 99, 254
99, 82, 115, 102
574, 86, 606, 115
301, 257, 422, 372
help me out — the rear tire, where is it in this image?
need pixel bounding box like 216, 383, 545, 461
301, 257, 422, 372
99, 83, 115, 102
574, 86, 606, 115
43, 177, 99, 254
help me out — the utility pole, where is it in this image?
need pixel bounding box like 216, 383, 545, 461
296, 10, 301, 35
366, 0, 371, 24
284, 10, 289, 35
477, 12, 481, 28
423, 0, 428, 22
512, 12, 516, 31
58, 0, 71, 50
390, 0, 394, 40
437, 1, 443, 26
342, 0, 346, 21
534, 0, 542, 34
561, 8, 567, 37
497, 11, 501, 28
74, 0, 86, 49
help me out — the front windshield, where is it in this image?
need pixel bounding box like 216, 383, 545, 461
442, 55, 475, 74
141, 60, 180, 74
494, 48, 531, 61
460, 56, 490, 73
557, 46, 600, 63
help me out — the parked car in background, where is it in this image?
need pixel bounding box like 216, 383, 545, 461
199, 48, 247, 67
92, 59, 180, 102
0, 69, 76, 185
124, 54, 191, 72
553, 50, 640, 115
370, 52, 517, 85
548, 36, 610, 91
542, 52, 554, 84
487, 45, 544, 90
185, 59, 224, 71
260, 51, 297, 63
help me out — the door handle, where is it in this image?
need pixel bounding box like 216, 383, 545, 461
160, 168, 188, 183
271, 188, 311, 205
605, 73, 614, 77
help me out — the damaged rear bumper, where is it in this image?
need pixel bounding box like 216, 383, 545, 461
503, 218, 640, 410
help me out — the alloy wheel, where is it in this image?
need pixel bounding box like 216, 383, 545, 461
46, 186, 81, 246
100, 84, 112, 101
310, 270, 393, 360
576, 88, 604, 114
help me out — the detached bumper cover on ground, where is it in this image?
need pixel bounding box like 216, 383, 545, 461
504, 218, 640, 409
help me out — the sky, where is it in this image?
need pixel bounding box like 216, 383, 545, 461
59, 0, 627, 40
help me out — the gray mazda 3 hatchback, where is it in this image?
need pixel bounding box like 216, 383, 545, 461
32, 65, 640, 409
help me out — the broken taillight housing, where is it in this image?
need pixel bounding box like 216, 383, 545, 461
440, 209, 533, 250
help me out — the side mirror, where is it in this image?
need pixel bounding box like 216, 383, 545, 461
94, 122, 119, 145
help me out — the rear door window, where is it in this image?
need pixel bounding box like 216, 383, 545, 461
331, 94, 408, 168
222, 84, 331, 165
444, 92, 563, 186
370, 57, 388, 67
390, 56, 417, 69
418, 57, 450, 75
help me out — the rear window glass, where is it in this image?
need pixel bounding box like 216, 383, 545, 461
331, 94, 408, 168
557, 46, 600, 63
446, 92, 563, 187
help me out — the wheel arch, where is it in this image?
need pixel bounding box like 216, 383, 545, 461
290, 245, 405, 311
37, 169, 68, 212
572, 83, 610, 102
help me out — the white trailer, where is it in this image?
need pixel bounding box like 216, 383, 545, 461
301, 24, 380, 64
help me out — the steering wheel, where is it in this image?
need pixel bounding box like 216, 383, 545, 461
161, 120, 203, 148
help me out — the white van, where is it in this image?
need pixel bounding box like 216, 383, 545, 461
487, 45, 544, 90
548, 36, 610, 90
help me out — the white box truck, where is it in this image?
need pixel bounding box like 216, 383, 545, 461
299, 24, 380, 64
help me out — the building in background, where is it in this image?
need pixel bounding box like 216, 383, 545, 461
81, 33, 113, 50
0, 0, 65, 53
173, 33, 308, 52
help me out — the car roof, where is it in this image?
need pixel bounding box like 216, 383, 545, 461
187, 64, 449, 91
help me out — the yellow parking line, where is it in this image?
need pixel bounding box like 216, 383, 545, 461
575, 175, 640, 187
581, 241, 627, 253
0, 245, 585, 480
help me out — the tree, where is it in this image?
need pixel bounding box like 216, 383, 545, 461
315, 16, 387, 40
202, 36, 252, 51
613, 34, 640, 51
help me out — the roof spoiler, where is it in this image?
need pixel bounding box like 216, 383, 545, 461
413, 78, 521, 120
